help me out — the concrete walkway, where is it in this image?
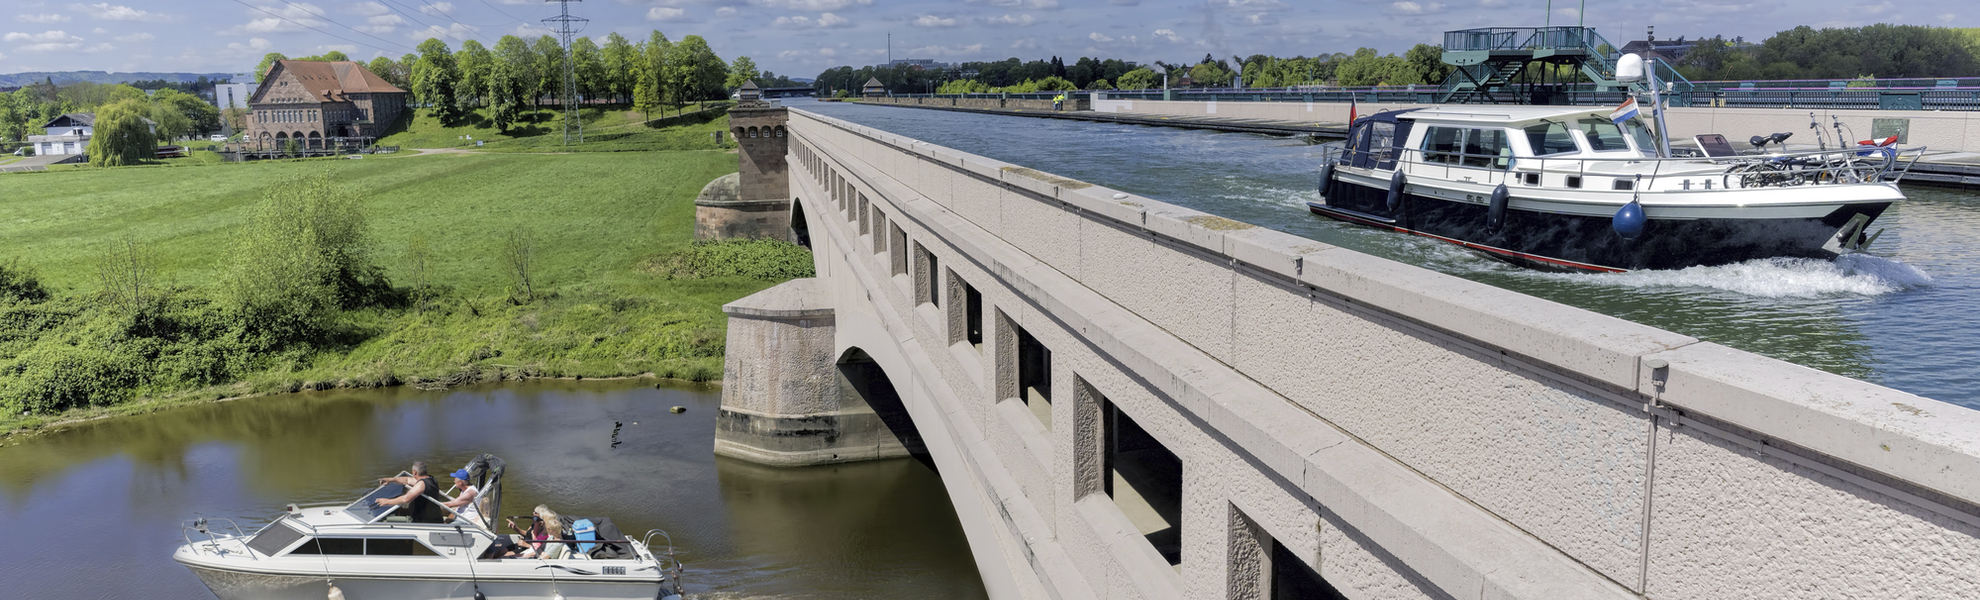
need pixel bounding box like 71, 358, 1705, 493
0, 153, 82, 173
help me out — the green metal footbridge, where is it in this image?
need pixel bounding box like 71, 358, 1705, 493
1439, 26, 1692, 104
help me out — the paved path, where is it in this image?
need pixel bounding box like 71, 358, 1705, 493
0, 153, 81, 172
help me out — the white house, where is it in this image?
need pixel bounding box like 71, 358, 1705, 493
28, 113, 157, 156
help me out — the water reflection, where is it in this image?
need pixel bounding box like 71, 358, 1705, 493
799, 101, 1976, 407
0, 380, 985, 599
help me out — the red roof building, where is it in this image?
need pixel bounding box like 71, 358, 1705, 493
246, 59, 407, 149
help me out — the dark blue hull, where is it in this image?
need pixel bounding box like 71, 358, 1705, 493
1313, 177, 1891, 272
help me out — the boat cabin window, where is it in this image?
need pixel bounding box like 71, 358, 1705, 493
287, 537, 441, 557
1367, 122, 1397, 161
1462, 129, 1510, 169
1623, 120, 1660, 156
1523, 122, 1577, 155
1421, 126, 1462, 164
1575, 118, 1631, 152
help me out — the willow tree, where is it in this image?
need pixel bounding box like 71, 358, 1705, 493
86, 99, 155, 167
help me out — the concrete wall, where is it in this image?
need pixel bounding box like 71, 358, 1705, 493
863, 96, 1092, 112
783, 107, 1980, 600
1093, 96, 1980, 151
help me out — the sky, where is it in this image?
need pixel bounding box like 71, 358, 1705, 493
3, 0, 1977, 79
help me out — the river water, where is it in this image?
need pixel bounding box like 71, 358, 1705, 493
0, 380, 987, 599
799, 101, 1978, 408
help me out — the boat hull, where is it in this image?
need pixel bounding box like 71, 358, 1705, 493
183, 562, 664, 600
1314, 174, 1893, 272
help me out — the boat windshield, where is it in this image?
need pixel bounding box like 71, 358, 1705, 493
343, 483, 403, 523
1574, 118, 1632, 153
1624, 120, 1660, 156
1522, 121, 1577, 156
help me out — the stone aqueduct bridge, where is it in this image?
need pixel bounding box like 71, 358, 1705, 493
697, 101, 1980, 599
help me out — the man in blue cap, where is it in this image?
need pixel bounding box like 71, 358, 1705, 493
441, 468, 485, 528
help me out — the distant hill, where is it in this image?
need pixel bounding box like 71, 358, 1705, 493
0, 71, 237, 87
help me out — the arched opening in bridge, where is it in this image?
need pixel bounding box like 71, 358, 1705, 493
790, 197, 812, 248
838, 348, 929, 466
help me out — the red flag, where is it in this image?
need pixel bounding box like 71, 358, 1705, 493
1347, 94, 1358, 125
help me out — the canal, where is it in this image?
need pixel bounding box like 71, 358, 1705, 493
799, 100, 1978, 409
0, 380, 988, 599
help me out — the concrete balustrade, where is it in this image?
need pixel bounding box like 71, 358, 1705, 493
718, 106, 1980, 599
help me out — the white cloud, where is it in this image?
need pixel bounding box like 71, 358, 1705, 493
418, 1, 453, 17
1384, 1, 1446, 15
646, 7, 688, 21
911, 14, 958, 28
511, 23, 552, 37
901, 42, 986, 58
114, 31, 151, 42
978, 13, 1035, 26
69, 3, 167, 22
1152, 28, 1185, 43
350, 2, 391, 16
5, 29, 86, 53
356, 13, 402, 34
1088, 32, 1113, 43
1219, 0, 1287, 11
1480, 0, 1510, 7
965, 0, 1060, 10
772, 12, 852, 29
227, 3, 327, 34
715, 6, 738, 17
1010, 37, 1038, 50
1939, 12, 1957, 23
16, 13, 70, 23
408, 23, 476, 40
227, 37, 275, 52
1244, 13, 1274, 25
749, 0, 873, 10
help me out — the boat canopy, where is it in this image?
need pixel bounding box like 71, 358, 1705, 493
1346, 109, 1422, 170
463, 454, 505, 531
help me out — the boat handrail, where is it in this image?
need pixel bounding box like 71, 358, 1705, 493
1326, 143, 1924, 191
180, 516, 258, 560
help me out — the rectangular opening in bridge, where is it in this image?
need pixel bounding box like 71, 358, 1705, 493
914, 242, 939, 307
858, 193, 872, 236
872, 210, 887, 255
999, 313, 1054, 431
964, 282, 983, 350
1106, 401, 1184, 567
889, 223, 908, 277
1271, 539, 1346, 599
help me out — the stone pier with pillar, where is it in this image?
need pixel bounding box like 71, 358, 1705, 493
695, 81, 795, 242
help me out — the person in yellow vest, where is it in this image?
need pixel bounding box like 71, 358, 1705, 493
1053, 92, 1066, 111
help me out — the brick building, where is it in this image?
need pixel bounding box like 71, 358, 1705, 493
246, 60, 406, 150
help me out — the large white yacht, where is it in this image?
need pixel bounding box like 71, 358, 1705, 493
173, 455, 684, 600
1310, 104, 1920, 272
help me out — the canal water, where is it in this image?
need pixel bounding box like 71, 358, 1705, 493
0, 380, 988, 600
799, 101, 1978, 409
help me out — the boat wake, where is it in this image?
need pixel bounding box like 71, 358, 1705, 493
1532, 254, 1935, 298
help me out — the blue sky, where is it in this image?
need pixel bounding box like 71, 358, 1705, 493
3, 0, 1976, 78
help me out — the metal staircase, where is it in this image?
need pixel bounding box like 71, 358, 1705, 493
1437, 26, 1693, 105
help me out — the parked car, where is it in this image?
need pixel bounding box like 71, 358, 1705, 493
210, 134, 228, 142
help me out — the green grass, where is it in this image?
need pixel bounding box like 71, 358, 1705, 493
0, 145, 809, 434
377, 104, 721, 149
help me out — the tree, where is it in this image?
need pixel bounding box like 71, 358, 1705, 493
502, 226, 537, 303
411, 38, 461, 122
321, 50, 350, 62
571, 36, 604, 103
96, 236, 157, 316
86, 99, 155, 167
1116, 68, 1157, 90
644, 31, 674, 106
532, 35, 564, 108
228, 173, 378, 343
670, 35, 726, 105
602, 32, 637, 104
367, 57, 403, 88
147, 97, 193, 141
152, 88, 219, 136
490, 35, 532, 132
455, 39, 493, 109
632, 61, 660, 121
726, 56, 761, 90
255, 53, 289, 83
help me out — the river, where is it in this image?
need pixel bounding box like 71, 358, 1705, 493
798, 100, 1977, 408
0, 380, 988, 599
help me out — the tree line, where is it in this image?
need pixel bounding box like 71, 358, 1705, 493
1, 79, 221, 147
250, 31, 751, 132
814, 45, 1453, 95
1675, 25, 1980, 81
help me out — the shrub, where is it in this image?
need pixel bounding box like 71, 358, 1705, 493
227, 172, 384, 344
0, 258, 49, 303
648, 239, 815, 281
0, 343, 146, 415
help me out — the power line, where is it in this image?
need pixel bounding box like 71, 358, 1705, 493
274, 0, 418, 53
415, 0, 523, 28
376, 0, 473, 46
226, 0, 413, 54
476, 0, 531, 25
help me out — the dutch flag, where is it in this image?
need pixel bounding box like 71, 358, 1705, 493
1610, 97, 1640, 125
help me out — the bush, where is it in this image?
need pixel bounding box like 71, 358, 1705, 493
648, 239, 815, 281
0, 258, 49, 303
0, 343, 145, 415
227, 172, 386, 343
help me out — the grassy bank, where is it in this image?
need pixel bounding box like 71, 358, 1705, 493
377, 104, 733, 152
0, 147, 809, 435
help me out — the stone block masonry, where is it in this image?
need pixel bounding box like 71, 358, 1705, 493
716, 106, 1980, 600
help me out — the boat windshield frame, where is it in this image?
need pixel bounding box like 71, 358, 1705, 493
343, 482, 407, 524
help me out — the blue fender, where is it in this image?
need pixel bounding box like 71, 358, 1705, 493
1385, 171, 1407, 214
1486, 183, 1510, 231
1612, 199, 1647, 239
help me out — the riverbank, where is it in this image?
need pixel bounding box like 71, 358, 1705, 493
0, 148, 808, 437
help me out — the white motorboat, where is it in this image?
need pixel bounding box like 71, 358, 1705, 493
1312, 55, 1922, 272
173, 455, 684, 600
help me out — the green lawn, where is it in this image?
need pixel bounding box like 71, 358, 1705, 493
0, 146, 805, 433
377, 103, 727, 150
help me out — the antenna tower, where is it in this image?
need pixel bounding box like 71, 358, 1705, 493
544, 0, 587, 145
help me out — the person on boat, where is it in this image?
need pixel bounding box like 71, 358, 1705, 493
504, 505, 569, 559
373, 461, 449, 523
441, 469, 484, 528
